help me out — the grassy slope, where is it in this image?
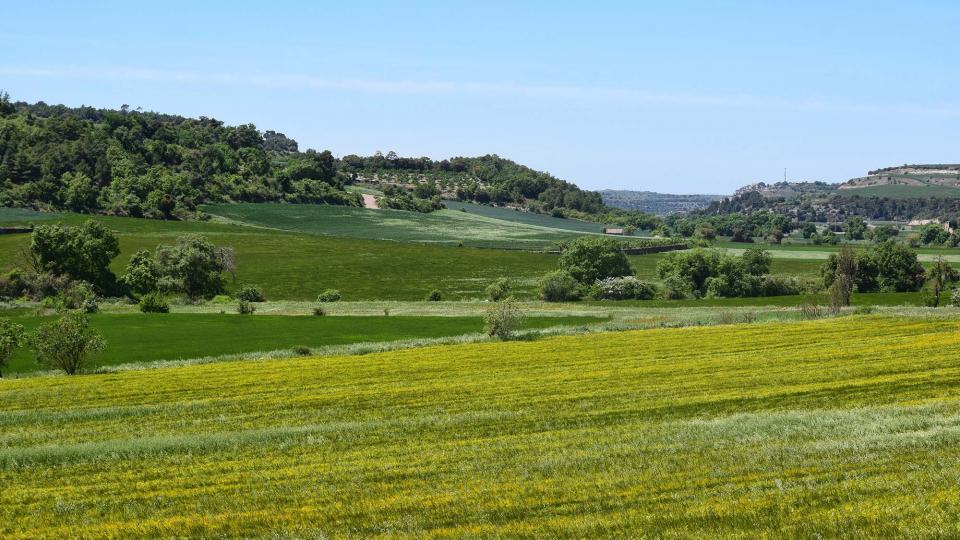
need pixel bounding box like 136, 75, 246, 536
0, 209, 559, 300
0, 313, 602, 375
441, 200, 619, 234
201, 202, 591, 249
4, 316, 960, 537
839, 183, 960, 199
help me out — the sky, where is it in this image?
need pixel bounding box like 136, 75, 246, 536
2, 1, 958, 194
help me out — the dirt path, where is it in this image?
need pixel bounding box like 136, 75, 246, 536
362, 193, 379, 209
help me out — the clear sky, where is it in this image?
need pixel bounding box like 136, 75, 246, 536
2, 1, 958, 194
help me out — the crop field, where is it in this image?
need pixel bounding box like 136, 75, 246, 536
840, 183, 960, 199
3, 316, 960, 537
0, 209, 560, 300
0, 313, 602, 375
441, 200, 621, 234
202, 202, 594, 249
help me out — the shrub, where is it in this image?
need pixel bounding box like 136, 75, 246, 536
426, 289, 443, 301
538, 270, 581, 302
853, 305, 876, 315
237, 299, 256, 314
317, 289, 341, 302
0, 319, 26, 378
484, 299, 524, 339
210, 294, 233, 305
235, 284, 266, 302
31, 312, 106, 375
139, 292, 170, 313
593, 276, 656, 300
292, 346, 312, 356
313, 305, 326, 316
485, 278, 512, 302
660, 274, 693, 300
799, 298, 825, 320
952, 288, 960, 308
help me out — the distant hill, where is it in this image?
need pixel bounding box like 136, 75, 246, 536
705, 163, 960, 221
599, 190, 723, 214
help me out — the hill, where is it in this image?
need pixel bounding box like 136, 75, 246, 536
4, 315, 960, 536
599, 189, 723, 214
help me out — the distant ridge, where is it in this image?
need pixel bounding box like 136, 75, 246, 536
600, 190, 723, 215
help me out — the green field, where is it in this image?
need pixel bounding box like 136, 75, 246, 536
4, 316, 960, 536
0, 313, 601, 375
0, 209, 562, 300
202, 202, 594, 249
441, 200, 621, 234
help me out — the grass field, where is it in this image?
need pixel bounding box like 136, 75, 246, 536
4, 315, 960, 536
0, 313, 603, 375
441, 200, 621, 234
202, 202, 594, 249
0, 209, 561, 300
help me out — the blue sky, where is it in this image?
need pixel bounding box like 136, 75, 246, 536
2, 1, 958, 193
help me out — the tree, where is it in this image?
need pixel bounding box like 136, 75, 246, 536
926, 256, 959, 307
31, 313, 106, 375
559, 238, 632, 284
120, 249, 159, 295
485, 278, 512, 302
63, 172, 99, 213
154, 235, 227, 299
844, 216, 867, 240
538, 270, 581, 302
871, 240, 925, 292
869, 224, 899, 243
919, 223, 950, 246
741, 247, 771, 276
829, 246, 857, 312
0, 320, 25, 378
801, 222, 817, 239
30, 220, 120, 294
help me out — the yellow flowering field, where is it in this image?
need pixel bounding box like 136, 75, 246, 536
4, 315, 960, 537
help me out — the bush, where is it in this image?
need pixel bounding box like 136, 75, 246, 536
592, 276, 656, 300
426, 289, 443, 301
31, 312, 106, 375
312, 305, 326, 316
538, 270, 581, 302
485, 278, 512, 302
292, 346, 312, 356
235, 284, 266, 302
139, 292, 170, 313
484, 299, 524, 339
237, 299, 256, 314
799, 298, 825, 320
952, 288, 960, 308
317, 289, 341, 302
210, 294, 233, 305
0, 319, 25, 378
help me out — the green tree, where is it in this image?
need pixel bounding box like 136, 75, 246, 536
154, 235, 227, 299
926, 256, 959, 307
559, 238, 632, 284
871, 240, 926, 292
0, 319, 25, 378
828, 246, 857, 311
30, 220, 120, 294
31, 313, 106, 375
120, 249, 159, 295
868, 224, 899, 243
919, 223, 950, 246
484, 299, 524, 339
801, 222, 817, 239
63, 172, 99, 213
844, 217, 867, 240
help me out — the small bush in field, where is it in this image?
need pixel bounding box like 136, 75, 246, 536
139, 292, 170, 313
592, 276, 656, 300
293, 346, 311, 356
235, 285, 266, 302
426, 290, 443, 301
538, 270, 580, 302
484, 299, 524, 340
317, 289, 341, 302
485, 279, 512, 301
237, 300, 255, 315
313, 305, 326, 316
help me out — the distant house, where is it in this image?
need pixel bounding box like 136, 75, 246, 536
602, 227, 625, 235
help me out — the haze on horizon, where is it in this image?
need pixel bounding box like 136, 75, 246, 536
2, 0, 958, 195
